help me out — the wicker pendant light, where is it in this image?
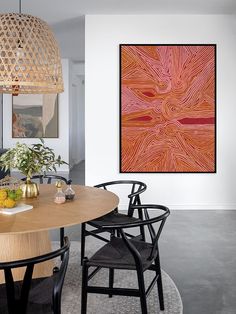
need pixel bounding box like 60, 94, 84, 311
0, 0, 64, 94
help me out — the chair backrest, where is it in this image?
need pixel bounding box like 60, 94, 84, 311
102, 205, 170, 266
21, 174, 70, 185
94, 180, 147, 216
0, 237, 70, 314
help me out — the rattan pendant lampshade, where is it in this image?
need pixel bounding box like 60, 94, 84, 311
0, 11, 64, 94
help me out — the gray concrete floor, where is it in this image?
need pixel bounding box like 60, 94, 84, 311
68, 162, 236, 314
159, 210, 236, 314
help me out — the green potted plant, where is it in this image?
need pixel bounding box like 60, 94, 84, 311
0, 139, 67, 198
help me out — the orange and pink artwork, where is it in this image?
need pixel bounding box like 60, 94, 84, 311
120, 44, 216, 173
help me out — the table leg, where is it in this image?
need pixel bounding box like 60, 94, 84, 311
0, 231, 53, 283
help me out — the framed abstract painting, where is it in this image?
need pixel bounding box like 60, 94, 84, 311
12, 94, 59, 138
120, 44, 216, 173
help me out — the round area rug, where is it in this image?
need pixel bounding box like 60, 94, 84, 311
55, 242, 183, 314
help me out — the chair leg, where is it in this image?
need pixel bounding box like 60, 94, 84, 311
53, 292, 61, 314
59, 228, 65, 261
81, 258, 89, 314
81, 223, 86, 266
140, 225, 146, 241
108, 268, 114, 298
137, 207, 146, 241
155, 256, 164, 311
60, 228, 64, 248
137, 269, 148, 314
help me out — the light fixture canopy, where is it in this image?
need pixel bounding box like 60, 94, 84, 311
0, 13, 64, 94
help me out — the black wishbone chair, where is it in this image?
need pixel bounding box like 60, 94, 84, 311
81, 204, 170, 314
0, 237, 70, 314
21, 174, 70, 248
80, 180, 147, 265
21, 174, 69, 185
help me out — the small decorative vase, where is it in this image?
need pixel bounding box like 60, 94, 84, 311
54, 180, 66, 204
21, 177, 39, 198
65, 180, 75, 201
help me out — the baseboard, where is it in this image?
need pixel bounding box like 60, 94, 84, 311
119, 204, 236, 211
168, 204, 236, 210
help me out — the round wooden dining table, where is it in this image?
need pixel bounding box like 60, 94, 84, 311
0, 184, 119, 282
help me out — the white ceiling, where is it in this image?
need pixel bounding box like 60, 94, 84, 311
1, 0, 235, 61
0, 0, 236, 25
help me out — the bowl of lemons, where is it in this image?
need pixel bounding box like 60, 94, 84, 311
0, 176, 23, 209
0, 188, 23, 208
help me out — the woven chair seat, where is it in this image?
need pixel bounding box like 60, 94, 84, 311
0, 277, 54, 314
88, 212, 141, 228
87, 237, 155, 271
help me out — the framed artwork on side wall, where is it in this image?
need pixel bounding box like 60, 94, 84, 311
120, 44, 216, 173
12, 94, 59, 138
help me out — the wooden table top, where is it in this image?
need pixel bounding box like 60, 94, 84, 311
0, 184, 119, 235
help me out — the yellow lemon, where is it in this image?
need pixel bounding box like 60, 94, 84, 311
0, 200, 5, 208
4, 198, 16, 208
0, 189, 8, 201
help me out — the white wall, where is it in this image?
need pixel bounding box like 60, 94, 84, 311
85, 15, 236, 210
3, 59, 70, 173
52, 17, 85, 62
